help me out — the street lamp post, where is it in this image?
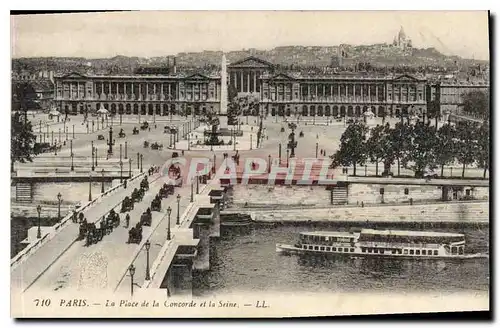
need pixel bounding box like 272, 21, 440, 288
190, 178, 194, 202
51, 131, 54, 145
279, 143, 282, 164
176, 194, 181, 225
145, 240, 151, 281
72, 124, 75, 139
268, 154, 271, 173
120, 161, 123, 183
95, 147, 98, 167
70, 152, 74, 172
316, 142, 318, 158
91, 141, 95, 171
101, 169, 105, 193
213, 153, 216, 174
88, 173, 92, 201
286, 148, 289, 168
128, 264, 135, 297
129, 158, 132, 177
107, 126, 114, 155
140, 154, 143, 173
36, 205, 42, 239
167, 206, 172, 240
137, 152, 140, 169
125, 141, 128, 159
250, 134, 253, 150
196, 173, 199, 194
57, 192, 62, 222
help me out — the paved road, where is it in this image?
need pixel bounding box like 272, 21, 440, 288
11, 172, 152, 292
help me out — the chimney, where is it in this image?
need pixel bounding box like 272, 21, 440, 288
173, 56, 177, 74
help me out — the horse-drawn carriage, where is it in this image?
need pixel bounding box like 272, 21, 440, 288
159, 183, 174, 199
150, 142, 163, 150
118, 128, 126, 138
78, 220, 102, 246
140, 121, 149, 130
151, 196, 162, 212
131, 187, 144, 203
299, 131, 304, 138
143, 141, 149, 148
140, 177, 149, 191
97, 134, 105, 140
128, 223, 143, 244
121, 196, 134, 213
140, 208, 152, 227
132, 127, 139, 135
106, 209, 120, 230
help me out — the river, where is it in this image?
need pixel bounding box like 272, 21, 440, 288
193, 221, 489, 296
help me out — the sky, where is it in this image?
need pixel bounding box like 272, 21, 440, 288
10, 11, 490, 60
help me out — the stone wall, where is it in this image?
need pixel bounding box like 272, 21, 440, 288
250, 201, 489, 223
231, 185, 331, 206
348, 183, 443, 205
231, 183, 489, 207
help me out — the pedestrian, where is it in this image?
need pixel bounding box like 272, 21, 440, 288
125, 214, 130, 228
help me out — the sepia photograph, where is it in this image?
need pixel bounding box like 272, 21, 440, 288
9, 10, 490, 318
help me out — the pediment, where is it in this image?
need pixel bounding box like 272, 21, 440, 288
393, 74, 421, 82
61, 72, 88, 79
229, 56, 273, 69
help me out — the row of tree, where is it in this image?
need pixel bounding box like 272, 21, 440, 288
331, 120, 489, 178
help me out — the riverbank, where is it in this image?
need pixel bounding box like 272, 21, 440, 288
222, 201, 489, 224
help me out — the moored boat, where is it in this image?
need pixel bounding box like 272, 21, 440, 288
276, 229, 488, 260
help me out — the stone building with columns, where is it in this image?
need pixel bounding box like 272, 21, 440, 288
259, 71, 428, 118
53, 56, 487, 119
227, 56, 274, 96
54, 72, 221, 116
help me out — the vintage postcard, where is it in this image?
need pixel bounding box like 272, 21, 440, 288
10, 10, 490, 318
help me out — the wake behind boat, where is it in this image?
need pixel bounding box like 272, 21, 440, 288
276, 229, 488, 260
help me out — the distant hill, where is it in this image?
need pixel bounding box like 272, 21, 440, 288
12, 44, 489, 76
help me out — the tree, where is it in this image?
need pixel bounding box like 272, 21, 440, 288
12, 82, 39, 120
387, 122, 412, 176
435, 123, 457, 177
427, 99, 441, 130
11, 112, 39, 173
455, 120, 479, 177
331, 122, 368, 176
476, 122, 490, 178
228, 84, 238, 104
403, 121, 438, 177
366, 124, 386, 176
462, 90, 489, 119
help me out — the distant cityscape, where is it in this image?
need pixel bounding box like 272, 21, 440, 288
12, 27, 489, 122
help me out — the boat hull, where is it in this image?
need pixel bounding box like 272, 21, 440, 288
276, 243, 488, 260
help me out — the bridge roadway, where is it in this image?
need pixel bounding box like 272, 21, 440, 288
17, 173, 203, 294
114, 184, 212, 294
11, 170, 163, 293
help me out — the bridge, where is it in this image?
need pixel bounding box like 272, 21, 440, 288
11, 167, 225, 298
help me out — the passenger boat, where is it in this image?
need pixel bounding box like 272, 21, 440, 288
276, 229, 488, 259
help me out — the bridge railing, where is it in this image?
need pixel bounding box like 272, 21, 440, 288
142, 182, 214, 289
10, 170, 147, 270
